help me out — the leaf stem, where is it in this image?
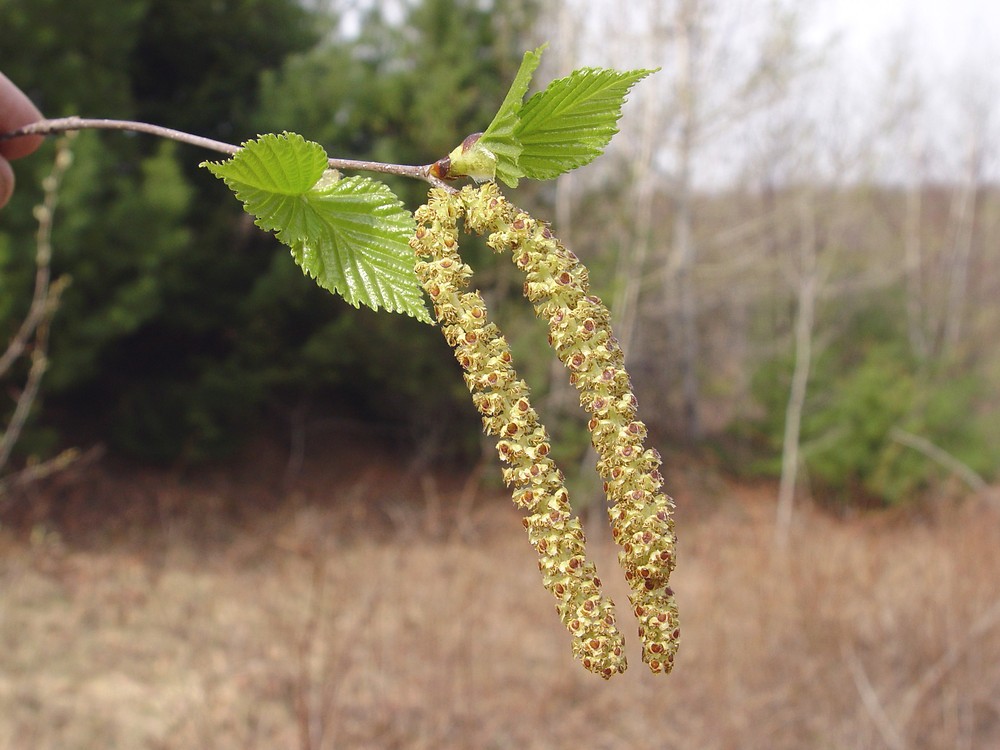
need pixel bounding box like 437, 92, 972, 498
0, 116, 452, 188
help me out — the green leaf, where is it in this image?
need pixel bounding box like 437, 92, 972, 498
515, 67, 656, 180
204, 133, 431, 323
472, 44, 546, 187
283, 174, 429, 322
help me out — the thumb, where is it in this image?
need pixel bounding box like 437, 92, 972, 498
0, 156, 14, 209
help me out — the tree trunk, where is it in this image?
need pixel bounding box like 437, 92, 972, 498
903, 136, 928, 360
670, 0, 702, 441
940, 131, 980, 356
774, 193, 819, 552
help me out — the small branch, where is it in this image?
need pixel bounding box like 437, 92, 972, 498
1, 136, 74, 476
0, 136, 75, 378
889, 427, 987, 493
0, 446, 101, 503
0, 258, 48, 376
895, 597, 1000, 731
843, 645, 906, 750
1, 116, 240, 157
1, 116, 453, 188
0, 281, 64, 471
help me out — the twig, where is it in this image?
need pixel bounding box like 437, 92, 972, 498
0, 138, 74, 377
895, 597, 1000, 732
295, 553, 326, 750
843, 645, 906, 750
842, 598, 1000, 749
1, 116, 454, 189
0, 446, 103, 506
889, 427, 988, 493
0, 279, 65, 471
0, 136, 74, 474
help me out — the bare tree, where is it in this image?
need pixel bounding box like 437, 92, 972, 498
667, 0, 703, 440
878, 43, 932, 361
902, 136, 930, 361
774, 190, 823, 552
939, 123, 985, 358
611, 3, 670, 359
535, 0, 815, 442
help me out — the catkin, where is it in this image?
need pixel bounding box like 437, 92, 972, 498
410, 188, 627, 679
459, 183, 680, 674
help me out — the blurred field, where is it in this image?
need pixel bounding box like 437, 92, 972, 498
1, 438, 999, 749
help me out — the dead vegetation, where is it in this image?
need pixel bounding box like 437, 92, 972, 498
1, 440, 998, 749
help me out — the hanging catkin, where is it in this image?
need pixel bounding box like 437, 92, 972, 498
460, 183, 679, 674
411, 187, 628, 678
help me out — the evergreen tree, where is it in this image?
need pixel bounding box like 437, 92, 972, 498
1, 0, 537, 461
1, 0, 321, 459
234, 0, 540, 461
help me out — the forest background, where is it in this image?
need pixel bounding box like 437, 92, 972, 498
2, 1, 1000, 748
1, 0, 998, 509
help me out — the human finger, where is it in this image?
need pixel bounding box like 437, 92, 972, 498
0, 72, 44, 161
0, 156, 15, 209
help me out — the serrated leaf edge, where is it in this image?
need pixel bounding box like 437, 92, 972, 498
515, 67, 656, 181
204, 137, 431, 323
478, 44, 547, 187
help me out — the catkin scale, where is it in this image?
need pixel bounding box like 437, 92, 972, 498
459, 183, 680, 674
411, 188, 627, 679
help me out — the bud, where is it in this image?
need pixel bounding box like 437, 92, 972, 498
432, 132, 497, 183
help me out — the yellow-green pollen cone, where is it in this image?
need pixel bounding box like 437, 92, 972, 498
459, 183, 680, 674
410, 188, 627, 679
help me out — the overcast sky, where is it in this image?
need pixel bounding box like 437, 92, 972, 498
815, 0, 999, 83
617, 0, 1000, 185
341, 0, 998, 182
809, 0, 998, 180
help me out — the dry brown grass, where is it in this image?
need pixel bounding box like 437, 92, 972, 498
1, 445, 999, 749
